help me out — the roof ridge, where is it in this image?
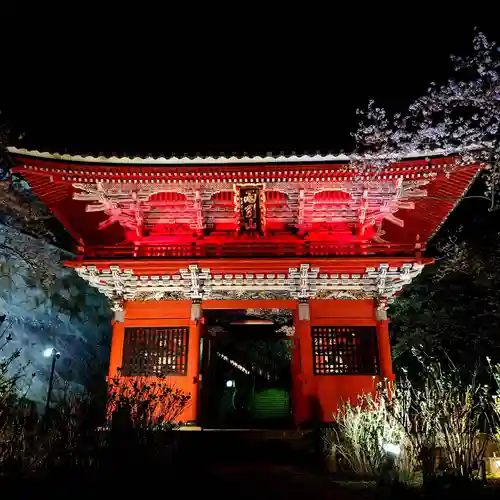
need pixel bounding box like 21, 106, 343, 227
7, 146, 464, 166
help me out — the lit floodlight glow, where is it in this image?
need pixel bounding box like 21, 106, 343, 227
226, 380, 235, 388
382, 442, 401, 456
496, 460, 500, 468
43, 348, 55, 357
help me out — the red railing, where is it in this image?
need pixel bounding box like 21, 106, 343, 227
81, 240, 417, 259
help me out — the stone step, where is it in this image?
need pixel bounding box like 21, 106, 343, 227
174, 429, 315, 468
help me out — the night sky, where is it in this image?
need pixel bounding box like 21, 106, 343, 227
2, 18, 499, 157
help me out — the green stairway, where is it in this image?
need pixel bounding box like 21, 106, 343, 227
249, 388, 290, 422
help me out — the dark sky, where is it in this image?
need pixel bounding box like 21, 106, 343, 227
2, 17, 499, 157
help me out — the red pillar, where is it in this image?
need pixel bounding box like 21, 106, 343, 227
292, 301, 316, 425
108, 319, 125, 379
291, 317, 304, 425
376, 308, 394, 380
187, 303, 202, 424
188, 320, 201, 424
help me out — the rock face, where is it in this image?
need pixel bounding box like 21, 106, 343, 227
0, 225, 111, 404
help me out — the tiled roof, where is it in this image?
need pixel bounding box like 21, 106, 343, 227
8, 146, 459, 165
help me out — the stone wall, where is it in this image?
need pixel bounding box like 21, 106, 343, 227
0, 224, 111, 404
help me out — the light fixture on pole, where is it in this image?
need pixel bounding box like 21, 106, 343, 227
44, 348, 60, 415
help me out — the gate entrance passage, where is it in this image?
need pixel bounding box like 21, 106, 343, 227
200, 308, 293, 428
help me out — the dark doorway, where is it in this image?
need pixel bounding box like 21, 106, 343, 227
199, 308, 293, 429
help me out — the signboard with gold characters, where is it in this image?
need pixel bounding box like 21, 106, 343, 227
234, 184, 266, 234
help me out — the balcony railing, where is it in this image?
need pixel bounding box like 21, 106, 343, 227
80, 240, 417, 259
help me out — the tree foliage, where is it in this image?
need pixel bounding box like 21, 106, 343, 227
390, 197, 500, 373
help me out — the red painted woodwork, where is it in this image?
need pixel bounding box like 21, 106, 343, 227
125, 300, 192, 320
110, 300, 199, 423
293, 315, 314, 424
11, 153, 481, 259
188, 320, 202, 421
290, 332, 302, 424
107, 296, 392, 424
311, 299, 375, 319
292, 299, 383, 423
65, 256, 431, 274
202, 299, 297, 310
109, 321, 125, 378
316, 375, 377, 420
376, 319, 394, 381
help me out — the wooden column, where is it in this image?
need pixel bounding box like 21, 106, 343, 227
376, 306, 394, 380
290, 317, 302, 426
188, 301, 203, 424
293, 300, 316, 425
108, 319, 125, 378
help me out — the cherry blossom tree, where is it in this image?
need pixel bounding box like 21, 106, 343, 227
0, 114, 64, 282
354, 31, 500, 210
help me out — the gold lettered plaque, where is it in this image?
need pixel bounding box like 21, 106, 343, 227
234, 184, 266, 234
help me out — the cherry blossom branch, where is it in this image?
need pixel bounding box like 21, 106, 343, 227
353, 31, 500, 211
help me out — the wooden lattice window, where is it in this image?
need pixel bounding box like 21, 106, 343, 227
122, 327, 189, 376
311, 326, 379, 375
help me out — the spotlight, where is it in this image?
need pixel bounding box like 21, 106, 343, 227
382, 442, 401, 456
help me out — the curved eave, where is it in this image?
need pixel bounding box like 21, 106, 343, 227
10, 150, 473, 185
7, 145, 473, 166
8, 146, 350, 165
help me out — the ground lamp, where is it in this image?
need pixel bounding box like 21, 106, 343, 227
378, 442, 401, 486
382, 442, 401, 457
44, 348, 60, 414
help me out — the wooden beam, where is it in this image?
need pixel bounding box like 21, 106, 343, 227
202, 299, 297, 310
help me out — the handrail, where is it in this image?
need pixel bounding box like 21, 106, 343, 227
81, 240, 417, 259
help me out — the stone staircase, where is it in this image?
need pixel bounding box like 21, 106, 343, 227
175, 428, 315, 470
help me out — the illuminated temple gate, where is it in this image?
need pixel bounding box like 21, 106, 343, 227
9, 147, 482, 425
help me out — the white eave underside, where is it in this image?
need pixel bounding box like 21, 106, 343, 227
7, 146, 460, 166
